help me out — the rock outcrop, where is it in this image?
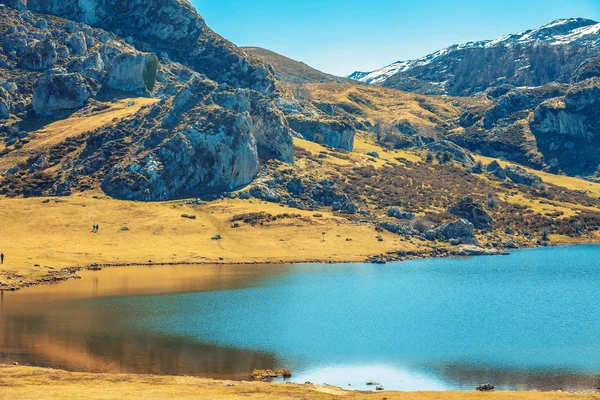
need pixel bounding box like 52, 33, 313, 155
505, 164, 543, 186
273, 96, 355, 151
32, 72, 96, 115
0, 1, 296, 200
287, 113, 355, 150
24, 0, 277, 94
387, 207, 415, 220
425, 140, 475, 166
0, 87, 11, 119
430, 218, 478, 245
483, 84, 567, 129
20, 39, 57, 70
106, 52, 158, 93
529, 79, 600, 176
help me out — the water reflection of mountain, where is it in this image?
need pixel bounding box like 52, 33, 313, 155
0, 264, 289, 378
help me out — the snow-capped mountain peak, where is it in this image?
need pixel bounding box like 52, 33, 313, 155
349, 18, 600, 85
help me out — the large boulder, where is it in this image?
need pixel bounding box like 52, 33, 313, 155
387, 207, 415, 220
20, 40, 57, 70
425, 140, 475, 166
447, 197, 493, 231
106, 52, 159, 93
505, 164, 543, 186
431, 218, 478, 245
32, 73, 94, 116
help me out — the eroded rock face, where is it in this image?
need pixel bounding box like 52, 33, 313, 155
102, 115, 259, 200
287, 114, 355, 150
534, 82, 600, 139
106, 52, 158, 93
32, 72, 95, 115
98, 77, 263, 200
67, 31, 87, 56
483, 84, 567, 129
248, 95, 294, 163
7, 0, 26, 11
529, 78, 600, 176
275, 96, 356, 150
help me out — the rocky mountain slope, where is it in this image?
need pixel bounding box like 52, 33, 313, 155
349, 18, 600, 96
0, 0, 359, 200
346, 18, 600, 180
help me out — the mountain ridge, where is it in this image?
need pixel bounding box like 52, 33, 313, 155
242, 46, 352, 84
349, 18, 600, 95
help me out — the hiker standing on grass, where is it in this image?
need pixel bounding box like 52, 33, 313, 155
1, 253, 4, 264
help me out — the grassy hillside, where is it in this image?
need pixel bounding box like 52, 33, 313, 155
306, 83, 473, 138
0, 98, 158, 173
2, 133, 600, 290
243, 47, 352, 84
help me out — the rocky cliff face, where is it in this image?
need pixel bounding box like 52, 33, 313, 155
24, 0, 277, 94
530, 78, 600, 177
101, 78, 262, 200
0, 0, 296, 199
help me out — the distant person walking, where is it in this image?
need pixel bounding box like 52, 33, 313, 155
1, 253, 4, 264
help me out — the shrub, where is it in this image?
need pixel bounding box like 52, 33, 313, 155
411, 217, 434, 232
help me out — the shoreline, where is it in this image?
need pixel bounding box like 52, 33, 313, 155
0, 364, 599, 399
2, 240, 597, 292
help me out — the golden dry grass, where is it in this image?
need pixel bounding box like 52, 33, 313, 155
473, 155, 600, 197
0, 193, 414, 287
307, 83, 464, 132
0, 98, 158, 172
1, 366, 598, 400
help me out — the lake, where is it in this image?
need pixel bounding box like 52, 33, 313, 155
1, 245, 599, 391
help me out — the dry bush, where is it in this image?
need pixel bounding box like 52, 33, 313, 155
284, 82, 313, 103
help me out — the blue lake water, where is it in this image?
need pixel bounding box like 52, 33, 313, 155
1, 244, 600, 391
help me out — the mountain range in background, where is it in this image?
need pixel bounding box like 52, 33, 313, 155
348, 18, 600, 96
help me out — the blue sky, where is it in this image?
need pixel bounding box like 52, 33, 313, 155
192, 0, 600, 77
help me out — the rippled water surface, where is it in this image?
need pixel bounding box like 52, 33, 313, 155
1, 245, 600, 391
